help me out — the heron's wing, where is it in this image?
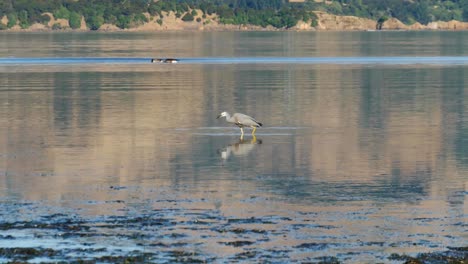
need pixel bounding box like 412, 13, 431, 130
233, 113, 262, 127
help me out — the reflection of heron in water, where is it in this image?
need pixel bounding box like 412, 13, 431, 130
218, 136, 262, 160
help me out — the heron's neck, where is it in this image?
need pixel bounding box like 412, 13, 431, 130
225, 112, 232, 121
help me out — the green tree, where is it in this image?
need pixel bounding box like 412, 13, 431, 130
376, 16, 387, 30
54, 5, 70, 19
87, 14, 104, 30
69, 11, 82, 29
7, 13, 17, 28
0, 0, 14, 18
181, 12, 194, 21
413, 2, 431, 24
462, 3, 468, 21
18, 10, 29, 29
148, 4, 162, 16
199, 2, 216, 15
132, 13, 148, 26
116, 14, 131, 28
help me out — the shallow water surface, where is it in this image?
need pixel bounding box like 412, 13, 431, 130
0, 31, 467, 263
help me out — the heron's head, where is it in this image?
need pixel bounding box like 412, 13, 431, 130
217, 111, 228, 119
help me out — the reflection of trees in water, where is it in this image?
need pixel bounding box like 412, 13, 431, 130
228, 65, 467, 204
53, 72, 102, 137
445, 67, 468, 168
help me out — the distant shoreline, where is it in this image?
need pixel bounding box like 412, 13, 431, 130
2, 27, 467, 33
2, 11, 468, 33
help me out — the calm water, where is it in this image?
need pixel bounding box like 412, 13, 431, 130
0, 31, 467, 263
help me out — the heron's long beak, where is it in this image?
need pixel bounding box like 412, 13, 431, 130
216, 114, 222, 119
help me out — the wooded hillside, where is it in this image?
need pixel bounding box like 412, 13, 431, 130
1, 0, 467, 30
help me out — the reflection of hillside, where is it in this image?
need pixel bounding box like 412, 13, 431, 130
289, 67, 447, 185
0, 65, 210, 203
0, 72, 56, 200
56, 66, 209, 182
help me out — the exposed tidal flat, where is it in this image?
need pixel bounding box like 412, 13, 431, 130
0, 31, 467, 263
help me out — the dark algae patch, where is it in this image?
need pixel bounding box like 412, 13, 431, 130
312, 256, 341, 264
0, 247, 57, 261
0, 204, 466, 263
93, 253, 155, 263
388, 247, 468, 263
295, 242, 333, 250
221, 240, 255, 247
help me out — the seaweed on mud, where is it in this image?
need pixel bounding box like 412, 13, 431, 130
109, 186, 127, 190
187, 219, 212, 225
40, 213, 68, 219
314, 224, 338, 229
232, 227, 267, 234
166, 232, 188, 239
104, 200, 125, 204
165, 250, 210, 263
388, 247, 468, 263
227, 217, 275, 224
360, 241, 386, 247
312, 256, 341, 264
0, 247, 57, 260
235, 250, 258, 259
215, 227, 267, 234
0, 247, 114, 262
104, 216, 175, 227
68, 248, 107, 254
146, 242, 189, 248
221, 240, 255, 247
295, 242, 331, 250
92, 253, 155, 263
448, 247, 468, 252
0, 220, 89, 232
56, 232, 88, 239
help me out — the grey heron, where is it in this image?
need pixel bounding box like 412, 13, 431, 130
217, 111, 263, 137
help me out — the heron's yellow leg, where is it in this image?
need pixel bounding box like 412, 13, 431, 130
252, 127, 257, 135
240, 127, 244, 137
251, 134, 257, 143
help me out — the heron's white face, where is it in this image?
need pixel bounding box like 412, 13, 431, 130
217, 111, 228, 119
